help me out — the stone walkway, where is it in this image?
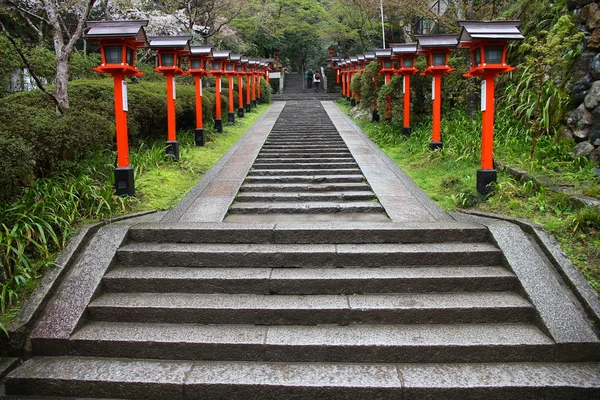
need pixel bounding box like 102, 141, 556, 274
4, 99, 600, 399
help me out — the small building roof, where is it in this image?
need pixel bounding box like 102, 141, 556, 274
211, 50, 231, 60
415, 35, 459, 49
189, 44, 214, 57
85, 20, 148, 44
148, 36, 192, 50
390, 43, 418, 55
458, 20, 524, 42
374, 48, 392, 59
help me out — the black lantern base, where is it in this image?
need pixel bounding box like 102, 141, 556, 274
114, 166, 135, 197
351, 99, 356, 107
252, 100, 257, 107
246, 103, 251, 113
385, 116, 392, 122
195, 128, 205, 146
372, 110, 380, 122
356, 101, 361, 105
402, 127, 412, 137
215, 119, 223, 133
166, 140, 180, 161
429, 141, 443, 151
257, 98, 262, 105
477, 169, 497, 196
228, 112, 235, 123
238, 107, 245, 118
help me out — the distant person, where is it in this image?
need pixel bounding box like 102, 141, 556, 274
313, 71, 321, 92
306, 69, 313, 88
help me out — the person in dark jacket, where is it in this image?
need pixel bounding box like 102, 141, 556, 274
313, 71, 321, 92
306, 69, 313, 88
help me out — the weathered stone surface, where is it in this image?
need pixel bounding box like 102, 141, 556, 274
561, 128, 574, 141
575, 141, 595, 157
589, 146, 600, 161
567, 103, 593, 128
574, 51, 596, 83
584, 80, 600, 108
573, 127, 591, 142
589, 53, 600, 80
569, 0, 594, 11
584, 3, 600, 30
589, 28, 600, 50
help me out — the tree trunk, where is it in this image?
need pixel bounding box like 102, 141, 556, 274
55, 54, 70, 109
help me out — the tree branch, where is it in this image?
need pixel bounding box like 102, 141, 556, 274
0, 21, 63, 114
64, 0, 96, 56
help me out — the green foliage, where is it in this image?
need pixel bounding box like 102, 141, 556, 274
325, 67, 338, 93
0, 132, 34, 193
377, 75, 403, 121
260, 77, 271, 104
350, 71, 363, 99
361, 61, 382, 109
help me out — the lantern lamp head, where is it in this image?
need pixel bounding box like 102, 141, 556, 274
188, 44, 214, 76
148, 35, 192, 76
227, 53, 241, 74
84, 20, 149, 76
375, 48, 394, 73
209, 49, 232, 74
458, 20, 523, 77
390, 43, 419, 75
415, 34, 458, 76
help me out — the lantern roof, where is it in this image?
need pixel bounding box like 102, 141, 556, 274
240, 56, 249, 64
148, 36, 191, 50
374, 48, 392, 59
357, 54, 366, 61
211, 49, 231, 60
85, 20, 149, 44
364, 52, 375, 60
189, 44, 214, 56
249, 59, 260, 65
458, 20, 524, 42
229, 53, 242, 62
415, 34, 459, 49
349, 56, 358, 63
390, 43, 418, 55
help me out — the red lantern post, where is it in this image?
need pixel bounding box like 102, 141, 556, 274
329, 46, 335, 67
375, 48, 394, 121
235, 57, 246, 118
241, 56, 252, 113
209, 50, 231, 133
257, 62, 264, 104
149, 36, 191, 160
274, 49, 280, 70
250, 60, 258, 107
226, 54, 241, 123
391, 43, 419, 137
363, 52, 378, 121
188, 44, 214, 146
416, 35, 458, 150
349, 57, 358, 106
84, 20, 148, 196
458, 20, 523, 195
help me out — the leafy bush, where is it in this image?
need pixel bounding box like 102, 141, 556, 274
0, 133, 34, 194
260, 77, 271, 104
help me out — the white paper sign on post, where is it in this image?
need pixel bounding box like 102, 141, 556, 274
200, 79, 203, 96
219, 79, 222, 93
403, 76, 406, 95
122, 81, 128, 112
481, 80, 487, 112
431, 78, 435, 101
172, 79, 176, 100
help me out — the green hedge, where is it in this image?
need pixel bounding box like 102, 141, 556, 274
0, 77, 270, 196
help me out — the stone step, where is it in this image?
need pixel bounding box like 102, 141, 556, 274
9, 357, 600, 399
252, 157, 356, 164
245, 175, 365, 184
262, 143, 347, 148
102, 266, 520, 294
252, 162, 359, 170
256, 153, 352, 159
239, 183, 372, 193
87, 292, 535, 325
258, 149, 351, 154
248, 168, 361, 176
127, 221, 491, 244
229, 202, 385, 215
235, 191, 376, 202
117, 242, 503, 268
65, 322, 554, 363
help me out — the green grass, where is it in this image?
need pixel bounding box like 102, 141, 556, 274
337, 99, 600, 292
132, 105, 269, 211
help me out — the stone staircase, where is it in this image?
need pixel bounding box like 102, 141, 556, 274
5, 98, 600, 398
272, 73, 339, 101
227, 101, 387, 221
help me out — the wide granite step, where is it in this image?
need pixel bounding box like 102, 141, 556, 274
87, 292, 535, 325
116, 242, 503, 268
234, 191, 376, 202
244, 175, 365, 184
102, 266, 519, 294
228, 202, 385, 215
63, 322, 554, 363
8, 357, 600, 400
247, 168, 362, 176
